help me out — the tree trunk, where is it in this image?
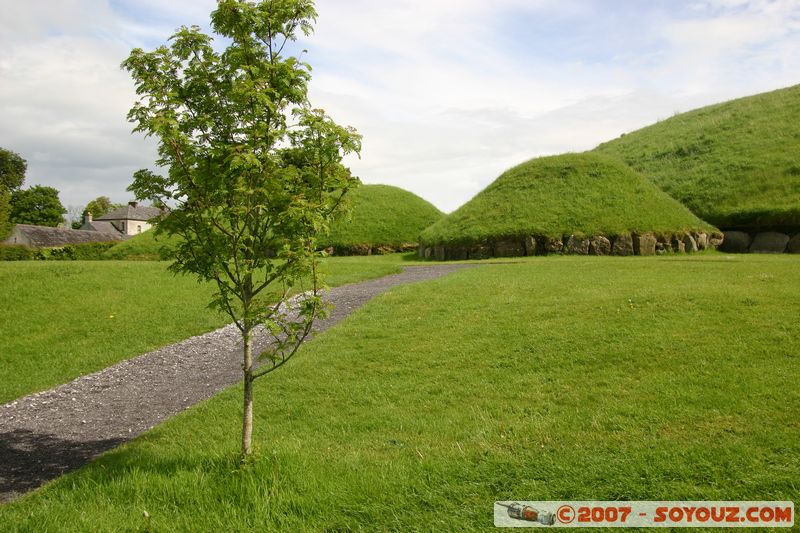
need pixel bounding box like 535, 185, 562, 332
241, 327, 254, 460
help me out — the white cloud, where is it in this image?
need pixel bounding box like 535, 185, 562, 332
0, 0, 798, 212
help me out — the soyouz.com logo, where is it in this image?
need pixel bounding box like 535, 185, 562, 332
493, 501, 794, 528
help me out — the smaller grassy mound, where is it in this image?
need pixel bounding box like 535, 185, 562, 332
420, 153, 717, 259
103, 230, 180, 260
321, 184, 442, 254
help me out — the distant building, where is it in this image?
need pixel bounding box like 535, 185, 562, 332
3, 224, 125, 247
81, 201, 164, 236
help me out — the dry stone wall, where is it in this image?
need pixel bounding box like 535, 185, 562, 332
720, 230, 800, 254
324, 243, 418, 256
419, 231, 721, 260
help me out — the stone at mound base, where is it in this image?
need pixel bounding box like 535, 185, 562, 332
709, 234, 724, 248
469, 242, 492, 259
695, 232, 709, 250
671, 235, 685, 253
494, 238, 525, 257
447, 246, 468, 260
682, 233, 698, 253
750, 232, 790, 253
788, 234, 800, 254
612, 234, 634, 256
542, 237, 563, 255
566, 236, 590, 255
633, 233, 657, 255
589, 236, 611, 255
720, 231, 751, 253
524, 236, 537, 256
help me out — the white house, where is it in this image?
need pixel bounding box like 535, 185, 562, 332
82, 202, 163, 236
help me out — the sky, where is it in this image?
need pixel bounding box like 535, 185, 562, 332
1, 0, 799, 216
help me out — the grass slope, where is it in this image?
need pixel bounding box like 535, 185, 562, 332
104, 185, 442, 259
102, 230, 179, 260
2, 255, 798, 530
420, 153, 713, 246
0, 256, 404, 404
595, 84, 800, 229
322, 184, 442, 250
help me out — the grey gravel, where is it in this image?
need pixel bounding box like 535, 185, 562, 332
0, 264, 474, 503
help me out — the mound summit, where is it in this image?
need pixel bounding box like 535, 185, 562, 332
419, 153, 719, 260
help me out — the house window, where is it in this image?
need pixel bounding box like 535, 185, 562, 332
137, 225, 142, 233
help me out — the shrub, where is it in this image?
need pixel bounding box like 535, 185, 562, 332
66, 242, 116, 260
0, 244, 35, 261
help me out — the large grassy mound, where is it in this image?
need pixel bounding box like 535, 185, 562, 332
322, 184, 443, 254
420, 153, 716, 259
595, 84, 800, 229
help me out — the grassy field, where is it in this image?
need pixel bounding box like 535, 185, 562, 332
595, 84, 800, 229
420, 153, 714, 247
321, 184, 443, 250
2, 254, 797, 531
0, 256, 405, 404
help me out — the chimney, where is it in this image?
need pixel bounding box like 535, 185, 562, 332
128, 201, 138, 208
84, 212, 93, 225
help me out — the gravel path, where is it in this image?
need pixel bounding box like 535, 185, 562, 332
0, 264, 473, 503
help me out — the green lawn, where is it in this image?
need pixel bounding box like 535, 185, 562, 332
0, 256, 405, 404
2, 255, 798, 531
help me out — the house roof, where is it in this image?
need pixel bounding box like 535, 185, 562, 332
96, 205, 163, 222
83, 221, 119, 233
6, 225, 126, 247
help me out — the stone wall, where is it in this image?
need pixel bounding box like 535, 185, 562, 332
418, 231, 723, 261
720, 231, 800, 254
324, 243, 418, 256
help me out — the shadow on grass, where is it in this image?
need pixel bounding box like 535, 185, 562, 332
0, 429, 125, 503
399, 252, 424, 262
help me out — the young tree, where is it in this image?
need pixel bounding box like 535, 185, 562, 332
10, 185, 67, 227
122, 0, 361, 460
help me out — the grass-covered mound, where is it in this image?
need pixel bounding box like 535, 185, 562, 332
419, 153, 717, 260
321, 184, 443, 254
102, 230, 179, 260
594, 84, 800, 230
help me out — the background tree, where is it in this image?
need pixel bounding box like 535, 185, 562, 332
66, 205, 86, 229
0, 148, 26, 192
0, 148, 27, 238
123, 0, 361, 460
0, 188, 12, 238
10, 185, 67, 227
85, 196, 114, 218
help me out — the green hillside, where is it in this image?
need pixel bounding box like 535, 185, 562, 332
103, 229, 179, 260
321, 184, 443, 254
104, 185, 442, 258
595, 84, 800, 229
420, 153, 715, 258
